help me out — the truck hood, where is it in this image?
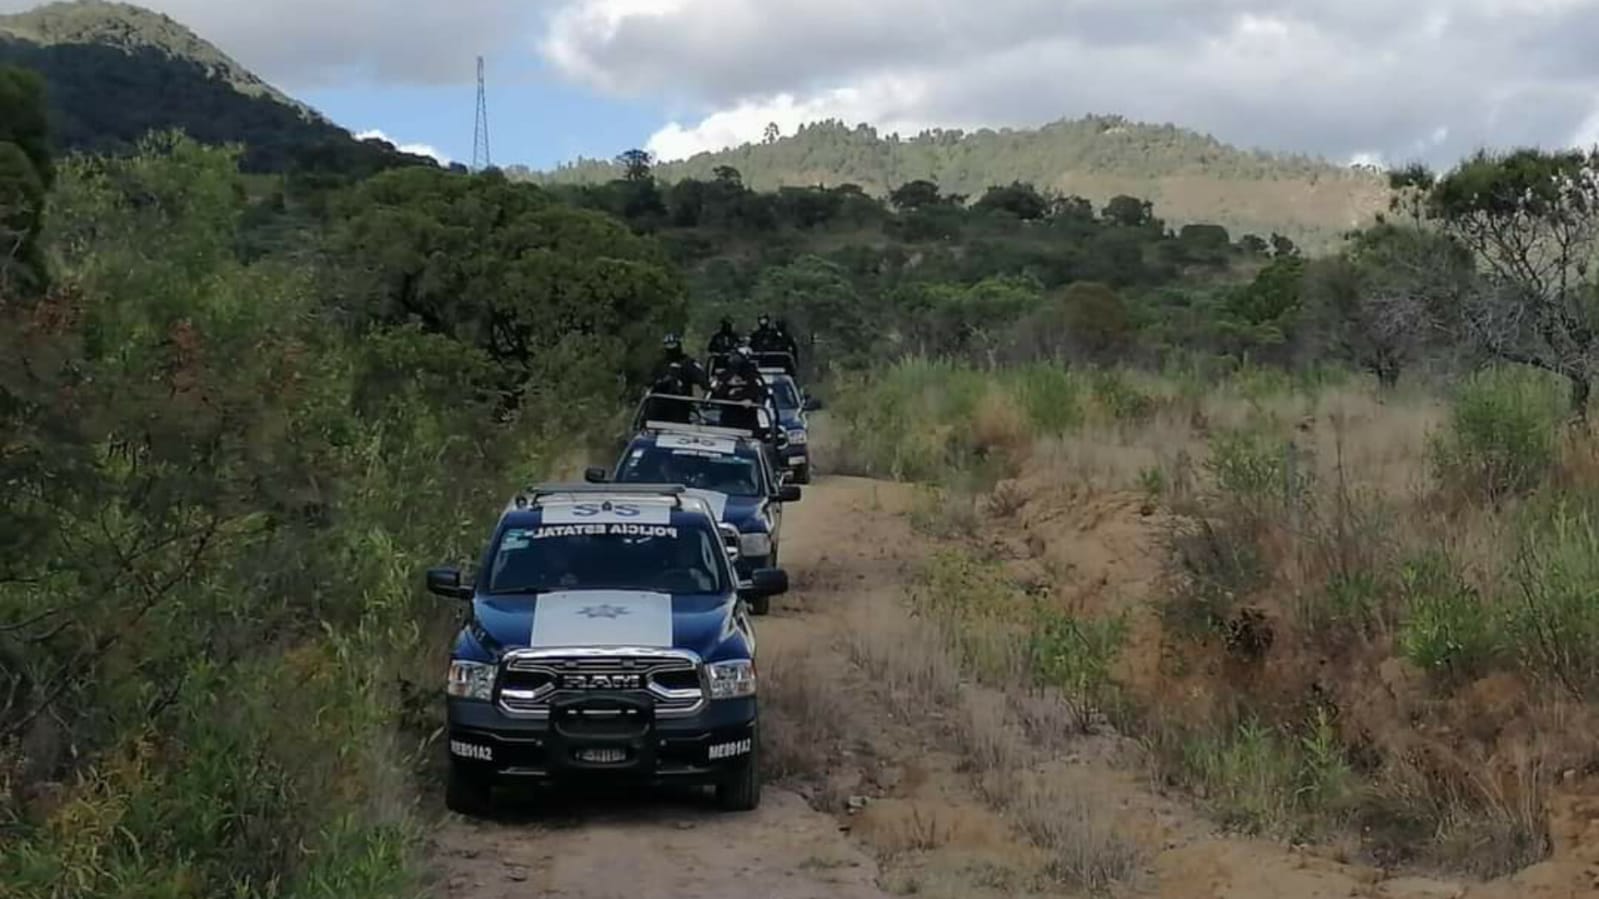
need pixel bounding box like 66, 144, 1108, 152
683, 488, 769, 531
471, 589, 737, 661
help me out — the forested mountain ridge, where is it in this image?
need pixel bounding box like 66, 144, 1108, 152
0, 0, 438, 175
0, 0, 302, 110
523, 117, 1393, 249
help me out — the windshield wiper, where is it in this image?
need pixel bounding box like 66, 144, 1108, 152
484, 585, 550, 596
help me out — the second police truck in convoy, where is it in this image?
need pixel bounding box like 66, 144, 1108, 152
589, 419, 800, 615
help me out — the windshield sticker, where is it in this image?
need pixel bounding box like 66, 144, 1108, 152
529, 523, 679, 539
657, 433, 736, 454
542, 500, 671, 526
502, 532, 531, 550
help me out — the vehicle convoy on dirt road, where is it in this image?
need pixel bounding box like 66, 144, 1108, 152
428, 483, 788, 817
588, 423, 801, 613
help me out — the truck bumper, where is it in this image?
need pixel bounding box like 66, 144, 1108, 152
446, 695, 757, 787
735, 552, 773, 579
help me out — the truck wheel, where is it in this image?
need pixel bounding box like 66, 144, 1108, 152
714, 732, 761, 811
794, 466, 811, 485
748, 594, 771, 616
445, 762, 495, 817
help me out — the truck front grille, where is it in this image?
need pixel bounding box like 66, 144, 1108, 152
497, 650, 705, 719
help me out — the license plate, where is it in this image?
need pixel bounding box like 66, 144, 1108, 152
789, 455, 807, 466
576, 747, 627, 764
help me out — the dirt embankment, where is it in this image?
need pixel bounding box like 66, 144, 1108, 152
428, 475, 1599, 899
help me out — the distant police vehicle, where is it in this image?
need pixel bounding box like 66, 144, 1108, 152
429, 484, 787, 816
759, 368, 822, 485
589, 422, 800, 615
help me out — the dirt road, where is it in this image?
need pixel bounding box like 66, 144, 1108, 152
428, 475, 1599, 899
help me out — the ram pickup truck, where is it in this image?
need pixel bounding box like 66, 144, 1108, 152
429, 484, 787, 816
759, 369, 821, 485
588, 423, 800, 614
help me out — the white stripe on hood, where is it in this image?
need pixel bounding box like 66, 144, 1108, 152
683, 488, 730, 521
530, 591, 674, 648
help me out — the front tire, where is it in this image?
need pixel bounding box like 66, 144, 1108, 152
748, 594, 771, 616
793, 465, 811, 485
445, 762, 495, 817
714, 729, 761, 811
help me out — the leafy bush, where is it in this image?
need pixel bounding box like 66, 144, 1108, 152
1027, 605, 1128, 708
1504, 502, 1599, 696
1006, 364, 1084, 436
1206, 425, 1313, 514
1395, 553, 1502, 683
1088, 369, 1156, 422
1430, 366, 1563, 501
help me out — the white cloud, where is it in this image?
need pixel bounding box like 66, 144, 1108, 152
647, 77, 944, 160
541, 0, 1599, 168
355, 129, 451, 165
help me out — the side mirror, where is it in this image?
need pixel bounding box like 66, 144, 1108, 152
743, 568, 789, 598
803, 396, 823, 412
777, 484, 802, 503
584, 466, 609, 484
426, 566, 472, 600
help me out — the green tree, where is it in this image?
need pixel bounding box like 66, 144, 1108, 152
751, 255, 869, 365
974, 181, 1049, 220
1102, 194, 1155, 228
1303, 222, 1473, 388
1059, 281, 1133, 359
1217, 255, 1305, 362
0, 66, 52, 295
329, 167, 686, 397
1421, 149, 1599, 417
617, 148, 655, 182
889, 179, 944, 211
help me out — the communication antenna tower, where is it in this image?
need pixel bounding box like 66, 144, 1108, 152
472, 56, 492, 171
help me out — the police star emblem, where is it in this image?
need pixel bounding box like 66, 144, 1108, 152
577, 604, 630, 619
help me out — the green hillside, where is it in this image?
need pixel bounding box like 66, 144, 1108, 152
0, 0, 437, 175
525, 117, 1392, 249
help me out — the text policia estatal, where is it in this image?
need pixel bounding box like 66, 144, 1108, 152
532, 523, 679, 539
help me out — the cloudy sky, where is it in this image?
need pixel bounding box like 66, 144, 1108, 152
8, 0, 1599, 170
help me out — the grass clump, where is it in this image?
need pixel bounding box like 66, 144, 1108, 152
1430, 366, 1563, 502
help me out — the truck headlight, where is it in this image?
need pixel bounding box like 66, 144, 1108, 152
446, 660, 496, 701
786, 429, 808, 445
740, 532, 771, 557
707, 660, 756, 699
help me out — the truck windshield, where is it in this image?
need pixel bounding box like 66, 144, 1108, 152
617, 448, 762, 497
769, 378, 800, 411
487, 522, 728, 595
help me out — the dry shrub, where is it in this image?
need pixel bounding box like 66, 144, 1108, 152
967, 387, 1034, 476
760, 650, 849, 781
1010, 777, 1146, 891
953, 691, 1025, 780
843, 603, 962, 709
984, 479, 1028, 518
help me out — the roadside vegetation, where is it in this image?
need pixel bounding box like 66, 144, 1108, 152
0, 72, 671, 896
816, 146, 1599, 884
825, 362, 1599, 880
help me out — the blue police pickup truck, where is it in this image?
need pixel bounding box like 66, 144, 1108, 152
759, 368, 821, 485
587, 422, 800, 615
428, 484, 787, 816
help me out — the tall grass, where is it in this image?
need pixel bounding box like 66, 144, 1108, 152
835, 355, 1599, 878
